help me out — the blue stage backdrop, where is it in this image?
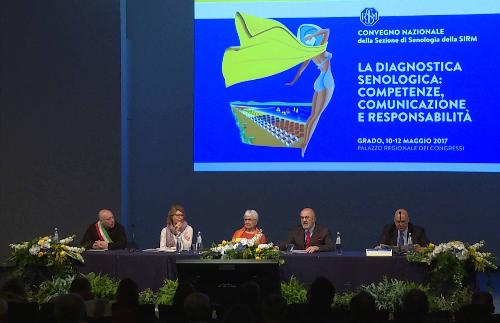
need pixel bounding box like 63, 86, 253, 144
125, 0, 500, 258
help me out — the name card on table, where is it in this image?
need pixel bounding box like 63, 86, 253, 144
366, 249, 393, 257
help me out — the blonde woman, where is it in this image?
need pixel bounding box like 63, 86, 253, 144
160, 204, 193, 250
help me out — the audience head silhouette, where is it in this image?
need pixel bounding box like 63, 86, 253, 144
307, 276, 335, 309
116, 278, 139, 307
54, 293, 86, 323
184, 292, 212, 323
350, 291, 376, 322
69, 276, 93, 301
471, 291, 495, 314
396, 288, 428, 323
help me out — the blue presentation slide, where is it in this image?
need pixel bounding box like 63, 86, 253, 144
194, 0, 500, 172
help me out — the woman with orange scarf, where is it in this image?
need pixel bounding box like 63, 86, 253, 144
232, 210, 267, 244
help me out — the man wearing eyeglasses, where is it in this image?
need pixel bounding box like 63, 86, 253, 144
279, 208, 335, 253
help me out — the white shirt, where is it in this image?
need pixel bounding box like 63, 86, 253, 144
397, 229, 408, 247
160, 225, 193, 250
304, 224, 316, 241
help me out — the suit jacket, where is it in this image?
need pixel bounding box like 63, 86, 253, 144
279, 223, 335, 252
377, 222, 430, 247
81, 222, 128, 250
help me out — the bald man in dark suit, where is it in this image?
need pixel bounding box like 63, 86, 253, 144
377, 208, 430, 251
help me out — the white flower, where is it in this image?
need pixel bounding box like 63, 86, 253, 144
249, 230, 263, 244
59, 236, 74, 244
65, 246, 85, 253
258, 243, 273, 249
29, 245, 41, 255
218, 244, 233, 255
470, 241, 484, 250
239, 238, 248, 246
457, 249, 469, 260
450, 241, 463, 249
10, 242, 29, 250
216, 244, 232, 253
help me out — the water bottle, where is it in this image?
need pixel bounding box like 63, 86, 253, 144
53, 227, 59, 242
407, 232, 413, 252
176, 233, 183, 254
195, 231, 203, 254
335, 232, 342, 255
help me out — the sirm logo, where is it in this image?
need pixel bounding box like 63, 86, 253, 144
360, 8, 379, 26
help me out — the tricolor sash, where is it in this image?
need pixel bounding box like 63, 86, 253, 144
95, 222, 113, 243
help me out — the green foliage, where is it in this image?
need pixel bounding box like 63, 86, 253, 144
361, 277, 429, 313
333, 292, 354, 310
420, 251, 468, 294
428, 288, 472, 313
156, 279, 178, 305
200, 244, 220, 259
139, 288, 158, 304
28, 275, 74, 303
281, 276, 307, 304
84, 272, 119, 300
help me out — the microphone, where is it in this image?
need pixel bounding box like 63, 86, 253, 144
398, 211, 402, 254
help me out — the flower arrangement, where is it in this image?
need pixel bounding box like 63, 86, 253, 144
201, 231, 283, 264
9, 235, 85, 279
407, 240, 497, 272
407, 240, 497, 293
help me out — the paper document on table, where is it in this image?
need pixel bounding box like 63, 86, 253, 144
159, 247, 177, 252
291, 250, 308, 254
143, 247, 177, 252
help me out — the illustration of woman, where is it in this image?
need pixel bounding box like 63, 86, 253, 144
222, 13, 333, 156
286, 24, 334, 157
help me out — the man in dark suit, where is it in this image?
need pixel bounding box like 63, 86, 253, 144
81, 209, 127, 250
279, 208, 335, 253
377, 208, 430, 251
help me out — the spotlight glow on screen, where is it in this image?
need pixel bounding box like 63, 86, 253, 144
194, 0, 500, 172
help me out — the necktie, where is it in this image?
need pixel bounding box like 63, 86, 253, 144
305, 230, 311, 248
398, 231, 405, 247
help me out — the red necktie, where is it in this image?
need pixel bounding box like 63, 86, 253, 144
305, 230, 311, 248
